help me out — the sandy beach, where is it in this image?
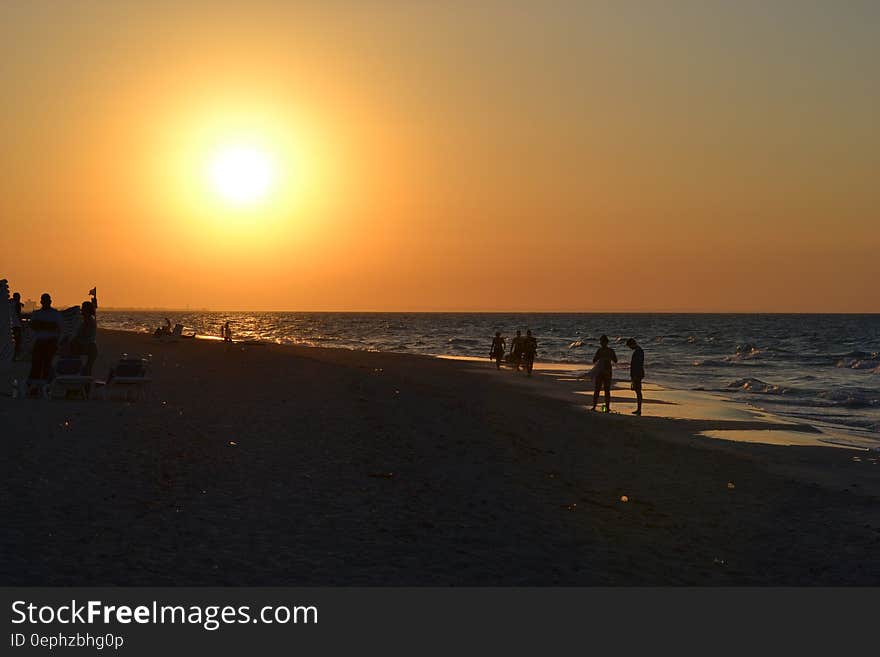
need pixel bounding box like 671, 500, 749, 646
2, 329, 878, 585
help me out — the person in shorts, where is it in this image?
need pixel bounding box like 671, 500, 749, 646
522, 329, 538, 376
489, 331, 506, 369
509, 330, 524, 371
591, 334, 618, 412
626, 338, 645, 416
28, 293, 63, 384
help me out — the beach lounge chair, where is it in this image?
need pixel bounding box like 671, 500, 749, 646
154, 323, 196, 342
48, 356, 94, 400
174, 324, 197, 339
98, 357, 152, 401
21, 378, 50, 399
59, 306, 82, 343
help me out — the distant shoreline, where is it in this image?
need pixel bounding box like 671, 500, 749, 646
97, 309, 880, 315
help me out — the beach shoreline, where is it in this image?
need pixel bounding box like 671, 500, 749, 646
2, 329, 879, 585
451, 358, 875, 450
91, 312, 880, 449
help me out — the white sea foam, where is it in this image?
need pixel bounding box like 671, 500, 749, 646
727, 378, 789, 395
835, 354, 880, 370
723, 344, 762, 362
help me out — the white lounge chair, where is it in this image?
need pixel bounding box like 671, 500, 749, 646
21, 379, 50, 399
98, 357, 152, 401
48, 357, 93, 399
154, 323, 196, 342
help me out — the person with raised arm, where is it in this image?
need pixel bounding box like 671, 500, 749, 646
71, 287, 98, 375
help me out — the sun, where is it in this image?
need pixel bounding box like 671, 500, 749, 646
206, 146, 276, 204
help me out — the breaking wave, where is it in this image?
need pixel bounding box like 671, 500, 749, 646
726, 378, 791, 395
723, 344, 763, 362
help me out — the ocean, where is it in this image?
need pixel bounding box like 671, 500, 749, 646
99, 311, 880, 446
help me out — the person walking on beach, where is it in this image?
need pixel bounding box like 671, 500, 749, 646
71, 288, 98, 375
489, 331, 506, 369
509, 330, 524, 371
9, 291, 23, 359
591, 334, 617, 412
28, 293, 63, 384
222, 321, 233, 343
627, 338, 645, 416
523, 329, 538, 376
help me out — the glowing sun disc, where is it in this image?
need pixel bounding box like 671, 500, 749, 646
207, 146, 275, 204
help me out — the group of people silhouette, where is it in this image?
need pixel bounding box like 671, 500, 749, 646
489, 330, 646, 415
8, 287, 99, 384
490, 329, 538, 375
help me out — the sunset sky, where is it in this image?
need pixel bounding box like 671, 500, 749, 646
2, 0, 877, 312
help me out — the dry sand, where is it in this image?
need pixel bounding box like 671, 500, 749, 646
1, 329, 878, 585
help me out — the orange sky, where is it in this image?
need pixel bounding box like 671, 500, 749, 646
2, 1, 878, 311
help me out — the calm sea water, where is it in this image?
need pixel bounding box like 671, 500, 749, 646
100, 312, 880, 445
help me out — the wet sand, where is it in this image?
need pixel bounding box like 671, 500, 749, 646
1, 329, 879, 585
492, 362, 872, 448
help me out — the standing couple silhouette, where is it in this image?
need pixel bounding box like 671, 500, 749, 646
590, 335, 644, 415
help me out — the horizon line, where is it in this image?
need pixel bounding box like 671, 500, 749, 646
96, 307, 880, 315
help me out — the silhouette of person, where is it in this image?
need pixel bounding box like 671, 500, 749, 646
489, 331, 505, 369
627, 338, 645, 415
222, 321, 233, 342
591, 334, 618, 412
71, 288, 98, 375
153, 318, 171, 338
155, 317, 171, 337
523, 329, 538, 376
29, 293, 63, 383
9, 292, 23, 359
509, 330, 524, 371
